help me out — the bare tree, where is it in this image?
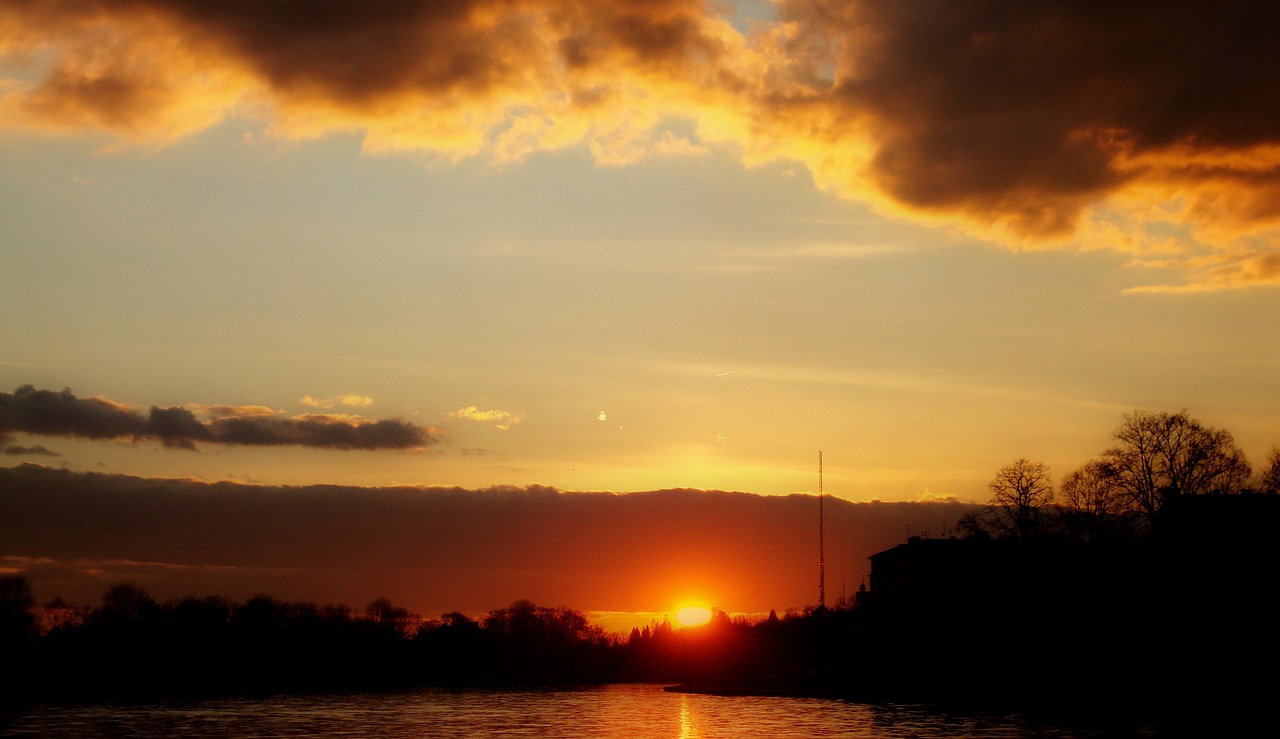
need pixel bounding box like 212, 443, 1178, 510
366, 597, 417, 637
1058, 459, 1132, 540
1103, 410, 1251, 521
956, 509, 992, 539
99, 582, 158, 623
1258, 446, 1280, 495
986, 458, 1054, 537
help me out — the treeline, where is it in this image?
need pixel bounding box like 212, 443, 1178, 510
960, 409, 1280, 541
0, 577, 849, 701
1, 581, 604, 699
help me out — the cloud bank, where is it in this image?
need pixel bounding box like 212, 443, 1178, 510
0, 385, 441, 450
3, 1, 1279, 287
0, 463, 979, 617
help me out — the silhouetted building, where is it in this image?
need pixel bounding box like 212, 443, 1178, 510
857, 496, 1280, 706
865, 535, 1123, 618
866, 495, 1280, 616
866, 536, 974, 615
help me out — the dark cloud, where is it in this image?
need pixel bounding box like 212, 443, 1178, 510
0, 464, 979, 615
0, 386, 440, 451
3, 444, 60, 457
0, 386, 147, 439
777, 0, 1280, 236
206, 414, 436, 450
156, 0, 543, 105
3, 0, 723, 112
144, 406, 211, 450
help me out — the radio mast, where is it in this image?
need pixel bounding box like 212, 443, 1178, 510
819, 450, 826, 610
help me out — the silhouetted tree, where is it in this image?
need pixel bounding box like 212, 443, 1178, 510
1059, 459, 1133, 541
39, 597, 88, 635
231, 594, 286, 644
0, 574, 37, 649
477, 600, 610, 684
985, 458, 1054, 537
99, 582, 159, 624
0, 574, 39, 695
956, 509, 992, 539
1258, 446, 1280, 494
167, 595, 233, 642
439, 611, 475, 628
413, 610, 488, 684
366, 597, 416, 637
1103, 410, 1251, 522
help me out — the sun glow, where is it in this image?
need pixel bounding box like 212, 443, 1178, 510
675, 605, 713, 628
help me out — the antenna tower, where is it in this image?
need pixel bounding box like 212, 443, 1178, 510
819, 450, 826, 610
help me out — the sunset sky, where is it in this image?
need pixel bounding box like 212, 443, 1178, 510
4, 0, 1280, 504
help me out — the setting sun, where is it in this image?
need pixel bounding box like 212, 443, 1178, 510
675, 606, 713, 628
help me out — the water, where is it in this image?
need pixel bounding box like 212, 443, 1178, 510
1, 684, 1164, 737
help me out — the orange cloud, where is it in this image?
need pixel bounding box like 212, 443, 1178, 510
189, 404, 284, 419
1124, 250, 1280, 293
0, 2, 253, 141
4, 1, 1279, 287
0, 0, 741, 160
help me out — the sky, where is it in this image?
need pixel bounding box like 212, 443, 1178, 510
3, 0, 1280, 504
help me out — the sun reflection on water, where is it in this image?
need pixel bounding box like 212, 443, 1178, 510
679, 693, 704, 739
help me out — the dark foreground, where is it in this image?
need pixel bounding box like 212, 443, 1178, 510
1, 587, 1272, 733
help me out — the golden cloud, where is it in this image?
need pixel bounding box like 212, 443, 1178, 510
190, 404, 284, 419
452, 405, 524, 430
291, 412, 370, 424
1124, 250, 1280, 294
300, 394, 375, 409
3, 0, 1279, 288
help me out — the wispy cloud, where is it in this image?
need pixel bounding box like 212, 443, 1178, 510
452, 405, 524, 430
300, 394, 374, 409
0, 385, 442, 451
3, 443, 61, 457
749, 243, 913, 260
1123, 250, 1280, 293
189, 404, 284, 418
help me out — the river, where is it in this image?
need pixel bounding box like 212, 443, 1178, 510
0, 683, 1173, 737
